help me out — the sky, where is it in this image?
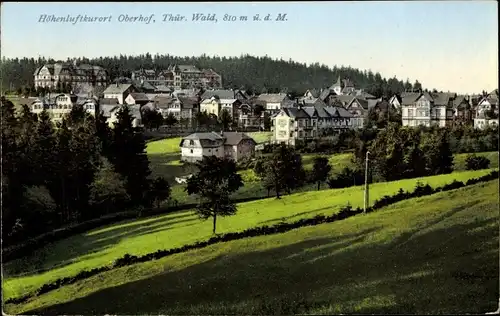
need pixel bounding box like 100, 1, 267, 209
1, 1, 498, 94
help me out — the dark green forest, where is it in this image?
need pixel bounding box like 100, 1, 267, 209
1, 54, 424, 97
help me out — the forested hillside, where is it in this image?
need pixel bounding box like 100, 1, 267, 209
1, 54, 423, 97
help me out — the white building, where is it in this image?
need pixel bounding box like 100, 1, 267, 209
30, 93, 98, 123
271, 105, 353, 146
103, 83, 137, 104
474, 112, 499, 129
180, 132, 256, 162
401, 92, 454, 128
33, 61, 108, 89
256, 93, 292, 112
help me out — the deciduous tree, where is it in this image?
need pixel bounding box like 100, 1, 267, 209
186, 156, 243, 234
311, 156, 332, 190
218, 108, 233, 131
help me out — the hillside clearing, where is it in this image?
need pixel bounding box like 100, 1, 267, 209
5, 180, 499, 315
2, 169, 494, 303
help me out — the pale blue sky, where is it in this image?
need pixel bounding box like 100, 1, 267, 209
1, 1, 498, 94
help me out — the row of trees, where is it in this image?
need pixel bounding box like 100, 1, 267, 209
351, 123, 497, 183
1, 54, 430, 99
1, 97, 171, 246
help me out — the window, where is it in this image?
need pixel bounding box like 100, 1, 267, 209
190, 149, 193, 154
189, 140, 194, 145
435, 109, 441, 117
408, 109, 414, 117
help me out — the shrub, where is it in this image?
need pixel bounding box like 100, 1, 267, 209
327, 167, 364, 189
465, 155, 491, 171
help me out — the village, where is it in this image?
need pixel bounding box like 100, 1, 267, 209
11, 60, 498, 164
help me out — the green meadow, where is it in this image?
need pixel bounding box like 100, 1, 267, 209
2, 169, 494, 306
5, 179, 498, 315
146, 133, 498, 204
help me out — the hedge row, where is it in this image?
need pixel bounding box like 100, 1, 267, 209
5, 170, 498, 305
3, 194, 274, 262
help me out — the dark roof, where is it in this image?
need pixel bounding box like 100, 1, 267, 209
331, 95, 354, 106
100, 104, 119, 117
324, 106, 353, 118
283, 107, 310, 119
129, 92, 149, 102
256, 93, 289, 103
367, 99, 380, 110
304, 89, 321, 98
184, 132, 223, 141
178, 96, 199, 109
453, 96, 470, 109
352, 90, 376, 99
303, 107, 317, 118
430, 92, 452, 107
100, 97, 119, 105
153, 96, 174, 108
103, 83, 133, 95
132, 80, 156, 92
181, 131, 255, 148
223, 132, 256, 146
371, 100, 391, 112
401, 92, 421, 105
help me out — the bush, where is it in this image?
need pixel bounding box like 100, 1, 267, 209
465, 155, 491, 171
327, 167, 364, 189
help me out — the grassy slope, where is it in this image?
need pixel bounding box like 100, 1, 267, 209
2, 169, 494, 303
5, 180, 499, 315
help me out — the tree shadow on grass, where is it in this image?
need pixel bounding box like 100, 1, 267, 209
258, 206, 338, 225
148, 152, 192, 182
25, 214, 499, 315
4, 212, 199, 278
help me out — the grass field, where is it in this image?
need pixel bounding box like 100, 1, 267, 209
2, 169, 494, 306
150, 143, 497, 204
4, 179, 498, 314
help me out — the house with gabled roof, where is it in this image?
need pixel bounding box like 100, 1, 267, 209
180, 131, 256, 162
345, 97, 369, 129
452, 95, 473, 126
401, 92, 455, 128
271, 103, 353, 145
201, 89, 247, 101
125, 92, 150, 106
256, 93, 293, 112
476, 89, 499, 117
103, 83, 137, 104
303, 89, 321, 99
